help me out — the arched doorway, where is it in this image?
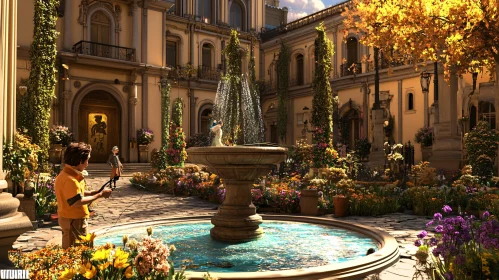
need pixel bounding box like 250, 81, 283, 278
340, 109, 360, 150
77, 90, 121, 162
198, 104, 213, 134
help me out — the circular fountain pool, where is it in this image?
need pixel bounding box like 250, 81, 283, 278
88, 216, 400, 279
96, 221, 378, 272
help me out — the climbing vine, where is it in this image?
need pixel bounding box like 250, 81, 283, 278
312, 22, 336, 167
248, 47, 264, 143
167, 98, 187, 166
160, 80, 171, 148
277, 42, 289, 141
27, 0, 59, 165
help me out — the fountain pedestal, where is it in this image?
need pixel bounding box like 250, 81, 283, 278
188, 146, 286, 242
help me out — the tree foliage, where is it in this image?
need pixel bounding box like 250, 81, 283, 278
277, 42, 289, 141
27, 0, 59, 164
343, 0, 499, 79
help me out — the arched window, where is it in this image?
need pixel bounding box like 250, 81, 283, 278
200, 43, 215, 79
196, 0, 212, 23
343, 37, 359, 76
202, 43, 212, 68
296, 54, 304, 86
470, 105, 477, 130
230, 1, 243, 31
478, 101, 496, 129
199, 107, 213, 134
90, 11, 111, 44
408, 93, 414, 111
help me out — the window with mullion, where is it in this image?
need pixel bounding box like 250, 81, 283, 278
197, 0, 212, 23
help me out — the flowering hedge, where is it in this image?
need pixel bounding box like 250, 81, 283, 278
9, 229, 187, 280
464, 121, 499, 181
414, 206, 499, 280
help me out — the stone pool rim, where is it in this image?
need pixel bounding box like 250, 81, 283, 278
48, 215, 399, 280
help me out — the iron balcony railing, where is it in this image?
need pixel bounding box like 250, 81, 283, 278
197, 65, 219, 81
73, 40, 136, 62
340, 62, 362, 77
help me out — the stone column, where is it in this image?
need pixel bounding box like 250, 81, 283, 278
424, 90, 429, 127
368, 109, 385, 167
397, 80, 403, 143
129, 87, 138, 162
63, 0, 72, 50
132, 0, 139, 62
62, 77, 72, 125
142, 74, 148, 128
0, 0, 33, 263
429, 68, 461, 170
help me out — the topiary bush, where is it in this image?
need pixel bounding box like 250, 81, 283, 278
464, 121, 499, 181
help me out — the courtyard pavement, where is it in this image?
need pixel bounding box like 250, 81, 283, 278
13, 177, 431, 279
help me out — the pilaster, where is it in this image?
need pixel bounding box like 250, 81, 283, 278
63, 0, 72, 50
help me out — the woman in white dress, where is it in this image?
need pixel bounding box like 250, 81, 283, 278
211, 120, 224, 147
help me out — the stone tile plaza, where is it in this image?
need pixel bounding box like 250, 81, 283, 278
1, 0, 499, 279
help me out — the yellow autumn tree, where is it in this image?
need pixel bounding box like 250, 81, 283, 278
343, 0, 499, 79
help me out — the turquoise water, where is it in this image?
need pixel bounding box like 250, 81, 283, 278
95, 221, 379, 272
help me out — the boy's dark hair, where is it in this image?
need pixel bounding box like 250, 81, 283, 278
64, 142, 92, 166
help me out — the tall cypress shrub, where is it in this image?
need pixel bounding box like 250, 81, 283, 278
312, 22, 335, 167
27, 0, 60, 164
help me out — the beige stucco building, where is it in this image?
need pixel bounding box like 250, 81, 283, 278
17, 0, 272, 163
259, 2, 495, 168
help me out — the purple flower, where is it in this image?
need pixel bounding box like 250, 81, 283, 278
414, 239, 422, 247
434, 213, 443, 220
426, 220, 434, 227
444, 272, 454, 280
435, 225, 444, 233
454, 255, 466, 265
482, 211, 490, 219
442, 205, 452, 214
417, 230, 428, 239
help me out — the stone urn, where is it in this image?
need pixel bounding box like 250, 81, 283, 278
421, 146, 433, 162
138, 144, 149, 163
49, 143, 63, 164
187, 146, 286, 242
299, 189, 319, 216
333, 195, 348, 217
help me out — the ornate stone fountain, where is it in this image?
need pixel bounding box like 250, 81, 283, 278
188, 146, 286, 242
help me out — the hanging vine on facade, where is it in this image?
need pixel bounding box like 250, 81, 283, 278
277, 41, 289, 141
167, 98, 187, 166
160, 79, 171, 148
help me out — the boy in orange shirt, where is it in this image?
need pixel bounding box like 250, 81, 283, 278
55, 142, 112, 248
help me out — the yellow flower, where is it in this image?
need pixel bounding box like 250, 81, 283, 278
58, 267, 76, 280
91, 248, 111, 261
79, 262, 97, 279
146, 227, 153, 236
122, 234, 129, 247
124, 266, 133, 279
78, 232, 97, 245
113, 248, 130, 269
169, 244, 176, 252
98, 261, 111, 271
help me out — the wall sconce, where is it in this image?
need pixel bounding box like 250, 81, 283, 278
18, 86, 27, 96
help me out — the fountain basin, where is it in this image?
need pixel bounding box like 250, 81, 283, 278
187, 146, 287, 242
90, 215, 399, 279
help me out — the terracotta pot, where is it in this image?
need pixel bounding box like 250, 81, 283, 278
300, 189, 319, 216
333, 195, 348, 217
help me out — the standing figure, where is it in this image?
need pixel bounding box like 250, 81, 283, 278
107, 146, 123, 188
55, 142, 112, 249
211, 120, 224, 147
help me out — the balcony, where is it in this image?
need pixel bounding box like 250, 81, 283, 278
197, 65, 220, 81
340, 62, 362, 77
73, 41, 136, 62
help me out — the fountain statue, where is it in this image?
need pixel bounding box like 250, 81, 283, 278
188, 30, 286, 242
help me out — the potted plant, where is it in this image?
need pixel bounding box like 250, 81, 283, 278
137, 128, 154, 163
414, 126, 434, 161
49, 125, 73, 164
333, 179, 352, 217
354, 138, 371, 161
300, 185, 319, 216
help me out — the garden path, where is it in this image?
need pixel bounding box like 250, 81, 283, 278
13, 177, 431, 279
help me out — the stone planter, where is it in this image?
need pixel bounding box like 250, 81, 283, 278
300, 189, 319, 216
422, 146, 433, 162
61, 146, 67, 164
139, 144, 149, 163
333, 195, 348, 217
49, 143, 63, 164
